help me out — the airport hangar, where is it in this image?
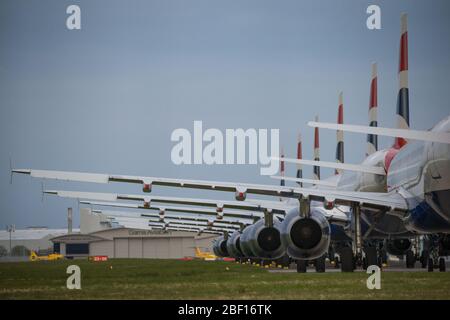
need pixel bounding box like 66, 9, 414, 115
1, 208, 217, 259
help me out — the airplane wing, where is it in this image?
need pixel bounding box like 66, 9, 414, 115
14, 169, 296, 199
84, 200, 262, 222
308, 121, 450, 144
44, 190, 291, 213
271, 157, 386, 175
15, 169, 408, 213
147, 223, 231, 235
47, 186, 406, 215
112, 220, 228, 235
95, 209, 249, 226
112, 216, 240, 230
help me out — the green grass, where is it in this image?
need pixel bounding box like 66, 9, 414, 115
0, 259, 449, 299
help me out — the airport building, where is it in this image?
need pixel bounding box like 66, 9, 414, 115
0, 227, 77, 255
1, 208, 217, 259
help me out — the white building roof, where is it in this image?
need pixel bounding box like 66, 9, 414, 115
0, 228, 80, 241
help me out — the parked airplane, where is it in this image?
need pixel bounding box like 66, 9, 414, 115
12, 14, 449, 272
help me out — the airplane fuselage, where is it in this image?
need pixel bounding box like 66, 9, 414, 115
388, 116, 450, 233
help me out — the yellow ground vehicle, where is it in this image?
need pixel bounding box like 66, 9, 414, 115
194, 247, 217, 261
29, 251, 64, 261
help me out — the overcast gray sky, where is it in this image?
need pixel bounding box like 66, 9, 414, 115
1, 0, 449, 228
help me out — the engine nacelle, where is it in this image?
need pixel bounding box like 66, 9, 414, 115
239, 225, 256, 258
212, 239, 221, 257
384, 238, 411, 256
247, 219, 285, 259
281, 207, 331, 260
213, 235, 229, 257
226, 231, 243, 258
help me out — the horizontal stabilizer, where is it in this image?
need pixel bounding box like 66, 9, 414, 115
308, 121, 450, 144
271, 157, 386, 175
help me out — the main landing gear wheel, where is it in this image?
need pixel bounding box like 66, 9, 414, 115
340, 247, 354, 272
428, 257, 434, 272
406, 250, 416, 269
439, 258, 446, 272
420, 250, 428, 268
315, 255, 326, 273
364, 247, 378, 269
296, 260, 307, 273
362, 257, 368, 270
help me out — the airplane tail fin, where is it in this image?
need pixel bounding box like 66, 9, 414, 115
296, 133, 303, 187
313, 116, 320, 180
367, 62, 378, 156
335, 92, 344, 174
394, 13, 410, 149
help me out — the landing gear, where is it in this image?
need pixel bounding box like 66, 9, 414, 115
328, 245, 342, 269
364, 247, 378, 269
428, 257, 434, 272
377, 247, 387, 269
406, 250, 416, 268
420, 250, 429, 268
333, 256, 340, 269
427, 257, 446, 272
314, 255, 326, 273
424, 234, 448, 272
340, 247, 354, 272
439, 258, 446, 272
351, 204, 363, 269
296, 260, 307, 273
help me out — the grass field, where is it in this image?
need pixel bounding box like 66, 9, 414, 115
0, 259, 449, 299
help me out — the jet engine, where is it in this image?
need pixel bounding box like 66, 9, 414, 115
281, 206, 331, 260
384, 238, 411, 256
213, 235, 229, 257
239, 224, 256, 258
226, 230, 243, 258
247, 219, 285, 259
